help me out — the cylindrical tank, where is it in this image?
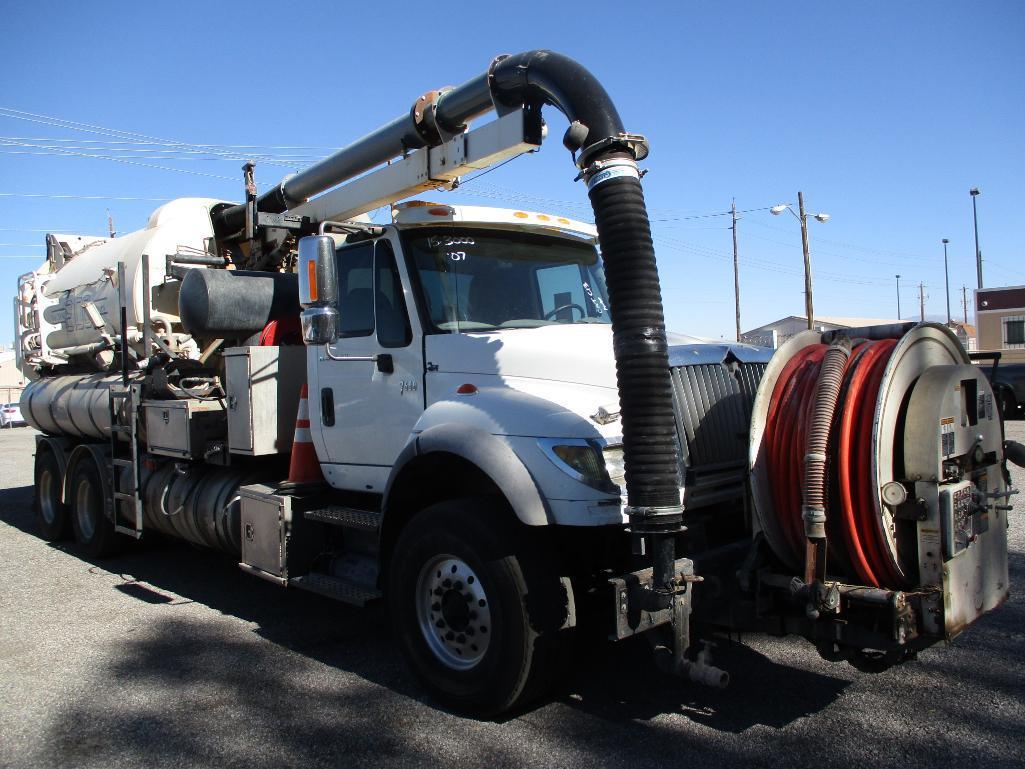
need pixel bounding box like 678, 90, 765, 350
178, 269, 300, 336
25, 198, 228, 365
20, 373, 123, 438
134, 460, 258, 556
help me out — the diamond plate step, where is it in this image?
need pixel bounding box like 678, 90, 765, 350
291, 573, 381, 607
303, 506, 382, 531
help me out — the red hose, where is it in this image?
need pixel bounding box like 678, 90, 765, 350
764, 339, 900, 588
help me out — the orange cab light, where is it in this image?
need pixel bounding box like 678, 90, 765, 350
456, 383, 478, 395
306, 259, 318, 302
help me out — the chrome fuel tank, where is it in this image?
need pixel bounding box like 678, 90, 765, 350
20, 373, 122, 439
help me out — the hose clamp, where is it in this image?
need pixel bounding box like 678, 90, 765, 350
802, 505, 827, 538
576, 132, 650, 169
627, 504, 685, 533
581, 157, 640, 191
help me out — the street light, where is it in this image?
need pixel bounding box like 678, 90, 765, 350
970, 187, 982, 289
895, 274, 902, 319
942, 238, 951, 324
771, 191, 830, 329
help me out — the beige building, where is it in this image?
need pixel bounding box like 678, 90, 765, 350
0, 349, 28, 405
975, 285, 1025, 364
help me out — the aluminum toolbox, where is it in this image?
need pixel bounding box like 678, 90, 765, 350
143, 398, 226, 459
238, 483, 319, 583
224, 345, 306, 456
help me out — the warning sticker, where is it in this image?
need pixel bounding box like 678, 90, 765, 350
940, 418, 955, 456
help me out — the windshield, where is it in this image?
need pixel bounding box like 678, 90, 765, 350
404, 228, 611, 333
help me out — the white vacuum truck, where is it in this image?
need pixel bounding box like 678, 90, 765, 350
15, 51, 1020, 716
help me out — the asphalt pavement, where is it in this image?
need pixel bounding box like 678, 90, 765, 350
1, 425, 1023, 769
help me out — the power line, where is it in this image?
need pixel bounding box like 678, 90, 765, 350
0, 192, 173, 201
0, 135, 340, 151
0, 227, 80, 232
0, 147, 321, 166
0, 106, 318, 163
0, 137, 248, 183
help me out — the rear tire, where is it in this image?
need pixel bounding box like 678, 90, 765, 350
388, 498, 574, 717
34, 450, 71, 541
69, 456, 121, 558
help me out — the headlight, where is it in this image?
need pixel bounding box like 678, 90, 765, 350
538, 439, 617, 492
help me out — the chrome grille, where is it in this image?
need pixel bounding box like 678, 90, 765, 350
669, 361, 767, 509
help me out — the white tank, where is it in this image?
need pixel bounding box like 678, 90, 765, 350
17, 198, 229, 371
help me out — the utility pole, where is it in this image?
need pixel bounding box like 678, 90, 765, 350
106, 209, 116, 238
942, 238, 951, 324
919, 282, 927, 322
970, 187, 982, 289
895, 274, 902, 319
798, 191, 814, 329
731, 199, 741, 341
962, 285, 969, 325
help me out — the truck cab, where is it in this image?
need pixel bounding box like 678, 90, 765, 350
306, 202, 628, 526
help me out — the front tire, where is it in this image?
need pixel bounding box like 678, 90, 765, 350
69, 456, 121, 558
34, 450, 71, 541
1000, 390, 1018, 421
388, 498, 574, 717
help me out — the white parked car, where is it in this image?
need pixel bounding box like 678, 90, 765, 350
1, 402, 25, 427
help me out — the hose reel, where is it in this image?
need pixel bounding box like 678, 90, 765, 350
749, 323, 1010, 615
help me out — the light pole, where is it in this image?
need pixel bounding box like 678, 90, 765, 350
942, 238, 951, 324
970, 187, 982, 289
896, 274, 902, 319
771, 192, 830, 330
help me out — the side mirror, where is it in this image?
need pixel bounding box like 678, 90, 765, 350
298, 235, 339, 345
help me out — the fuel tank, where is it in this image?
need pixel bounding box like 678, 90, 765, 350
20, 373, 122, 439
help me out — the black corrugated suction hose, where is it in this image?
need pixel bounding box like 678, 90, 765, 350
587, 153, 682, 522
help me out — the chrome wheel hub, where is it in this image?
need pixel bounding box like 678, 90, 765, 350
415, 555, 492, 670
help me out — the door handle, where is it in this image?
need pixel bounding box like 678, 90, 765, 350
320, 388, 335, 426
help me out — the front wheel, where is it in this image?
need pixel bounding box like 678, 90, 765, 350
388, 498, 574, 717
1000, 390, 1018, 421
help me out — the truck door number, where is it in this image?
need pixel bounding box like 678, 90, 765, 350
400, 379, 418, 394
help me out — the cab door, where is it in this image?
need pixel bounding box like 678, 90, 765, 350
310, 234, 424, 493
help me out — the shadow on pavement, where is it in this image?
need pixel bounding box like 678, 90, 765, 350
4, 479, 1023, 768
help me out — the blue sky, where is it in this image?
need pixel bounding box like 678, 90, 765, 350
2, 1, 1022, 344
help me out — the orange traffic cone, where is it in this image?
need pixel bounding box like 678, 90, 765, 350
288, 384, 324, 483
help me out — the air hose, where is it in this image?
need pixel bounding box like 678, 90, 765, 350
763, 338, 901, 589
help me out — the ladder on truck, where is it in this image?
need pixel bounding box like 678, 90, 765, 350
108, 260, 144, 538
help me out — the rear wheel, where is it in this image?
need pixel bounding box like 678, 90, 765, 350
34, 450, 71, 541
69, 456, 121, 558
388, 498, 574, 717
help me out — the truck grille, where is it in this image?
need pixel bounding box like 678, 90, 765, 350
669, 360, 767, 510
